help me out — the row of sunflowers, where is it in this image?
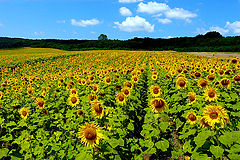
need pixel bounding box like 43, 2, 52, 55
0, 50, 240, 159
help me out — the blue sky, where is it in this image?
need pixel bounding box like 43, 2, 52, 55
0, 0, 240, 40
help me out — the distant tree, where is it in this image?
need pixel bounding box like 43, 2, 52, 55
204, 31, 223, 38
98, 34, 108, 40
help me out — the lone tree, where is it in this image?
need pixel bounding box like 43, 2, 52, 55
204, 31, 223, 38
98, 34, 108, 40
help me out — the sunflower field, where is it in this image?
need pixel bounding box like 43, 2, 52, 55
0, 49, 240, 160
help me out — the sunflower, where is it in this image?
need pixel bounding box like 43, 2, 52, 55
91, 100, 104, 118
77, 109, 84, 116
91, 84, 99, 93
78, 123, 103, 148
203, 105, 229, 129
104, 77, 111, 85
124, 81, 133, 89
230, 58, 238, 65
220, 78, 231, 88
70, 88, 78, 95
186, 112, 198, 124
188, 92, 197, 104
116, 92, 126, 105
198, 78, 208, 89
27, 87, 35, 95
176, 77, 187, 89
89, 94, 98, 101
194, 72, 201, 78
68, 94, 80, 107
19, 107, 30, 120
132, 76, 139, 83
204, 87, 219, 102
233, 75, 240, 83
36, 98, 45, 110
218, 69, 225, 76
150, 85, 161, 97
207, 74, 215, 81
150, 98, 168, 113
81, 79, 86, 85
152, 74, 157, 80
200, 117, 210, 128
121, 87, 131, 97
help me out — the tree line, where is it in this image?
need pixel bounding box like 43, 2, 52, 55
1, 32, 240, 52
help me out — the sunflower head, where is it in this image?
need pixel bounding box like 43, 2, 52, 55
91, 84, 99, 93
204, 87, 219, 102
194, 72, 201, 78
188, 92, 197, 104
176, 77, 187, 89
77, 109, 84, 116
121, 87, 131, 97
116, 92, 126, 105
78, 123, 103, 148
104, 77, 111, 85
68, 94, 80, 107
150, 85, 161, 97
207, 74, 215, 81
233, 75, 240, 83
198, 78, 208, 89
150, 98, 168, 113
124, 81, 133, 88
19, 107, 30, 120
36, 98, 45, 110
220, 78, 231, 88
152, 74, 157, 80
27, 87, 35, 95
91, 100, 104, 119
230, 58, 238, 65
132, 76, 139, 83
203, 105, 229, 129
70, 88, 78, 95
186, 112, 198, 124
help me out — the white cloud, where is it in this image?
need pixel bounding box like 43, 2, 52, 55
157, 18, 172, 24
226, 21, 240, 34
209, 26, 229, 35
152, 13, 163, 17
137, 2, 197, 22
91, 31, 96, 34
34, 31, 45, 36
71, 18, 100, 27
137, 2, 169, 14
165, 8, 197, 21
57, 20, 66, 23
120, 7, 132, 16
119, 0, 143, 3
114, 16, 154, 32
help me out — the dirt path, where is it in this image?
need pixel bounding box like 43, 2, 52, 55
183, 52, 240, 59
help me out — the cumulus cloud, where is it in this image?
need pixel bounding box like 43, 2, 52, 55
209, 26, 229, 35
137, 2, 169, 14
157, 18, 172, 24
165, 8, 197, 21
114, 16, 154, 32
119, 0, 143, 3
137, 1, 196, 22
71, 18, 100, 27
34, 31, 45, 36
120, 7, 132, 16
226, 21, 240, 34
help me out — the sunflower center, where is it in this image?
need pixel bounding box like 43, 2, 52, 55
77, 110, 84, 116
85, 128, 97, 141
195, 72, 201, 78
208, 91, 215, 98
234, 75, 240, 82
210, 112, 218, 119
124, 89, 129, 95
93, 86, 97, 91
71, 97, 77, 104
231, 59, 237, 64
153, 99, 164, 110
208, 75, 215, 81
106, 78, 110, 83
38, 101, 44, 107
221, 79, 229, 86
189, 95, 195, 102
153, 87, 159, 94
133, 77, 138, 81
179, 80, 186, 87
22, 110, 27, 117
125, 82, 132, 88
72, 90, 77, 94
118, 94, 125, 102
189, 114, 196, 121
94, 104, 103, 114
200, 81, 207, 88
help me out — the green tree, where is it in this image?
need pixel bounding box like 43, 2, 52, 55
98, 34, 108, 40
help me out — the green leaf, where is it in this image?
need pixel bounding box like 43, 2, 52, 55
176, 118, 184, 130
6, 121, 16, 127
21, 141, 30, 151
210, 146, 224, 158
0, 148, 9, 159
127, 123, 134, 131
109, 138, 119, 148
144, 148, 156, 154
191, 152, 211, 160
159, 122, 169, 132
183, 140, 192, 153
1, 134, 13, 141
194, 130, 214, 148
227, 153, 240, 160
75, 152, 92, 160
118, 138, 124, 147
155, 139, 169, 152
219, 133, 234, 147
